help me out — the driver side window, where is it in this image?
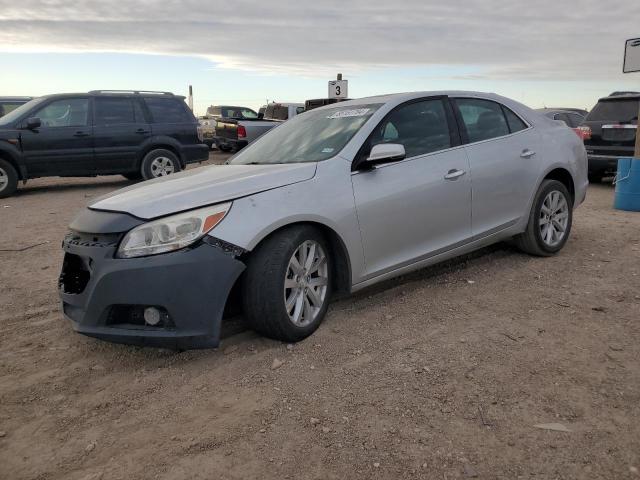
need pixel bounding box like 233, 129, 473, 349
34, 98, 89, 128
371, 99, 452, 158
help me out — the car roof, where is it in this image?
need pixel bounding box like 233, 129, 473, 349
314, 91, 533, 114
0, 96, 33, 101
35, 91, 186, 100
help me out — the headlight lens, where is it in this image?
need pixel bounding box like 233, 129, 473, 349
116, 202, 232, 258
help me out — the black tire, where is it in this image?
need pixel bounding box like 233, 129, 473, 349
122, 172, 143, 181
515, 179, 573, 257
140, 149, 181, 180
242, 226, 333, 342
218, 144, 232, 153
0, 159, 18, 199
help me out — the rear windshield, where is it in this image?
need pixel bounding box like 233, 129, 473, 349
586, 99, 639, 123
265, 105, 290, 121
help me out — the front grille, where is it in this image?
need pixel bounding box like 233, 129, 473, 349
59, 253, 90, 294
63, 231, 121, 249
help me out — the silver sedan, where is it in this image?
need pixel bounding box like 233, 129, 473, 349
59, 91, 588, 349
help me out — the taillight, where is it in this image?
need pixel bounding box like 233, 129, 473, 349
238, 125, 247, 138
575, 126, 591, 141
196, 125, 204, 142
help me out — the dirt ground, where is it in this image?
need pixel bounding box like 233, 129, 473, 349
1, 155, 639, 480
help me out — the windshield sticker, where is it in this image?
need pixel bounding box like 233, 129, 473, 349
327, 108, 370, 119
321, 148, 335, 153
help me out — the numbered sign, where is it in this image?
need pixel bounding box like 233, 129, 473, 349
623, 38, 640, 73
328, 80, 348, 99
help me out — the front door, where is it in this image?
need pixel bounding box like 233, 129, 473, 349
93, 97, 151, 174
351, 97, 472, 279
20, 97, 94, 177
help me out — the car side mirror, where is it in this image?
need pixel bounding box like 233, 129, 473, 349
25, 117, 41, 130
362, 143, 406, 168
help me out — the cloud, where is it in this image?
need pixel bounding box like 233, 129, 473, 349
1, 0, 639, 80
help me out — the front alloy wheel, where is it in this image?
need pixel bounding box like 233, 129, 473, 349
242, 226, 332, 342
284, 240, 329, 327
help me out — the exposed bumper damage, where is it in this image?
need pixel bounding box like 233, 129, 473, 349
59, 209, 245, 349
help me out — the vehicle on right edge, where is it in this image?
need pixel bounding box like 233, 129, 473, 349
581, 92, 639, 182
59, 91, 588, 349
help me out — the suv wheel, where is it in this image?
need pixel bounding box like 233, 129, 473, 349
515, 179, 573, 256
0, 159, 18, 198
141, 149, 181, 180
242, 226, 332, 342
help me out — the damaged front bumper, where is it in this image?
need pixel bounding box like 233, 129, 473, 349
58, 211, 245, 349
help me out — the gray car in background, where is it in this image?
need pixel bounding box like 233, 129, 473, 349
59, 91, 588, 349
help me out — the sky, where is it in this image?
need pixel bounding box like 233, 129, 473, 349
1, 1, 639, 115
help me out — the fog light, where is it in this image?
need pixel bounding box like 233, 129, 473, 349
144, 307, 161, 326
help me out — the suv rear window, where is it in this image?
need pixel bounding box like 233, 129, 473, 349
144, 98, 192, 124
586, 99, 639, 122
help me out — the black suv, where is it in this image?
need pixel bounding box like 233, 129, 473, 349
582, 93, 639, 182
0, 90, 208, 198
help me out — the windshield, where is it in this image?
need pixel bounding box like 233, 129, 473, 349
0, 97, 44, 127
230, 103, 381, 165
586, 99, 639, 123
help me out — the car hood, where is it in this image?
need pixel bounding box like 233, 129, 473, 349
89, 163, 318, 219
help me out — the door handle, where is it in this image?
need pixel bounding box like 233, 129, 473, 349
135, 129, 150, 134
73, 131, 90, 137
520, 149, 536, 158
444, 169, 466, 180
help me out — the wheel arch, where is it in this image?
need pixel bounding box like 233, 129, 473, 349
542, 167, 575, 202
0, 149, 23, 180
243, 221, 353, 296
138, 139, 184, 168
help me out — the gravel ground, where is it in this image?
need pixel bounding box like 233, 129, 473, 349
1, 157, 639, 480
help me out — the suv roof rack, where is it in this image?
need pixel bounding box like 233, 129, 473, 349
88, 90, 175, 96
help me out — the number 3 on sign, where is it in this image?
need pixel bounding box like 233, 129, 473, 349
328, 80, 348, 99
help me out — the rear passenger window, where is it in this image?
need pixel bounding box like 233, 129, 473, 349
144, 98, 192, 123
566, 113, 584, 128
371, 99, 451, 158
455, 98, 510, 143
94, 98, 135, 125
503, 107, 527, 133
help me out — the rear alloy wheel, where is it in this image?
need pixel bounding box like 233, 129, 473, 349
242, 226, 332, 342
0, 159, 18, 198
141, 149, 181, 180
515, 179, 573, 256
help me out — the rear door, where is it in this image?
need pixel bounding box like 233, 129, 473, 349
19, 97, 94, 177
352, 97, 472, 278
453, 97, 541, 237
93, 96, 151, 173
